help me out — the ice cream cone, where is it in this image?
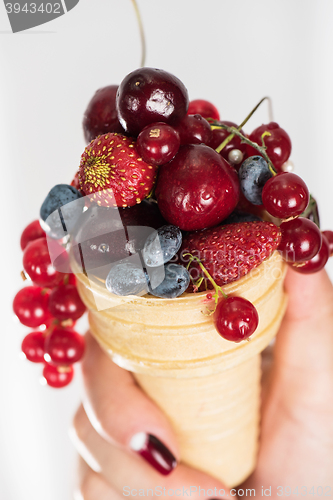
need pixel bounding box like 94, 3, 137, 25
73, 250, 287, 487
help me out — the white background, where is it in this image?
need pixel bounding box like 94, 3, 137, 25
1, 1, 333, 499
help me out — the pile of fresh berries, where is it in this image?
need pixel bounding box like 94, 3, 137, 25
14, 67, 333, 387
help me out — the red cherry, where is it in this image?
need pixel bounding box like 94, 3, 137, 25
13, 286, 51, 328
42, 364, 74, 389
136, 122, 180, 165
44, 328, 85, 365
278, 218, 322, 263
155, 144, 240, 231
322, 230, 333, 257
21, 331, 45, 363
187, 99, 220, 121
20, 220, 46, 251
48, 284, 86, 321
292, 234, 330, 274
208, 121, 247, 168
262, 172, 309, 219
247, 122, 292, 172
173, 114, 212, 145
116, 68, 189, 136
23, 237, 64, 287
83, 85, 124, 144
214, 297, 259, 342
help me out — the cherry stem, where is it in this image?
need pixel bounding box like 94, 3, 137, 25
131, 0, 146, 67
183, 253, 227, 315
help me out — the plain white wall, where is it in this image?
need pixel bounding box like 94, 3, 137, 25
1, 1, 332, 499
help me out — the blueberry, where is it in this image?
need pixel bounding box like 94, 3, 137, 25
238, 156, 272, 205
143, 225, 182, 267
222, 211, 262, 225
40, 184, 84, 239
105, 262, 148, 296
148, 263, 190, 298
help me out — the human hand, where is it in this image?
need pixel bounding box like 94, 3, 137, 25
72, 268, 333, 499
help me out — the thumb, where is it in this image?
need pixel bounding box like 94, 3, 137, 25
273, 267, 333, 403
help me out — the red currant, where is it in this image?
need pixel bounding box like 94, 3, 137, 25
21, 331, 45, 363
278, 217, 322, 263
23, 237, 64, 287
13, 286, 51, 328
187, 99, 220, 120
262, 172, 309, 219
174, 114, 212, 146
42, 364, 74, 388
247, 122, 292, 172
214, 296, 259, 342
292, 234, 330, 274
20, 220, 46, 251
44, 328, 85, 365
136, 122, 180, 165
48, 284, 86, 321
322, 230, 333, 257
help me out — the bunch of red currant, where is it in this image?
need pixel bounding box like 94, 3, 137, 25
13, 220, 86, 389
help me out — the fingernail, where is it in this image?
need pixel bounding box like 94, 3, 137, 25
129, 432, 177, 475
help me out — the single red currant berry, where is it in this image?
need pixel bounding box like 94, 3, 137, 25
322, 230, 333, 257
23, 237, 64, 287
48, 284, 86, 321
292, 234, 330, 274
214, 296, 259, 342
20, 220, 46, 251
278, 217, 322, 263
21, 331, 45, 363
187, 99, 220, 120
206, 293, 213, 300
174, 114, 212, 146
42, 364, 74, 389
247, 122, 292, 172
136, 123, 180, 165
44, 328, 85, 365
13, 286, 51, 328
262, 172, 309, 219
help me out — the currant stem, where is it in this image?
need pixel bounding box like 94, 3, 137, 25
214, 97, 271, 154
183, 253, 228, 314
131, 0, 146, 68
213, 123, 277, 176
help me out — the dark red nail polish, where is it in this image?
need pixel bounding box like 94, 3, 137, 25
130, 432, 177, 475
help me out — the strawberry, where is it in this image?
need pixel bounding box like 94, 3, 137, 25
78, 133, 157, 208
181, 221, 281, 286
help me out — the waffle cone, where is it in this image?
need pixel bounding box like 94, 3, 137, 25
74, 251, 287, 487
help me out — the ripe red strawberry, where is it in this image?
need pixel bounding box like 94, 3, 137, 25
78, 133, 157, 208
181, 221, 281, 286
